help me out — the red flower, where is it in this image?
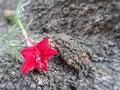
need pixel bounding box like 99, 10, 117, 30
21, 37, 57, 74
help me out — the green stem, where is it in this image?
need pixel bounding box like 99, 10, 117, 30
17, 18, 27, 36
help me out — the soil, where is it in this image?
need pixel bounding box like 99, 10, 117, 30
0, 0, 120, 90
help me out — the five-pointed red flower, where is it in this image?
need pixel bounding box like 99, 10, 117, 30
21, 37, 57, 74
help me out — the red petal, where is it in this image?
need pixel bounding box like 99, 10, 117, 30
21, 54, 35, 74
21, 47, 35, 57
42, 48, 57, 58
36, 38, 49, 51
35, 57, 48, 71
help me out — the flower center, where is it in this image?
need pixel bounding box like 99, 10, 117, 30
34, 49, 41, 62
36, 57, 41, 62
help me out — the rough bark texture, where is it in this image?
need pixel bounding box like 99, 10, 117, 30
48, 34, 93, 77
0, 0, 120, 90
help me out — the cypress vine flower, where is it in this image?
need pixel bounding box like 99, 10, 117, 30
21, 36, 57, 74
